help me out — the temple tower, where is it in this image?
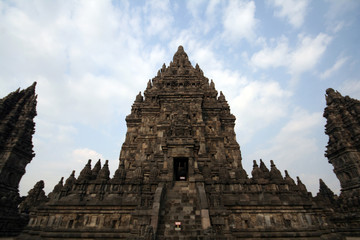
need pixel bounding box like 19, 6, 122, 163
0, 82, 37, 236
324, 88, 360, 197
120, 45, 244, 186
323, 88, 360, 234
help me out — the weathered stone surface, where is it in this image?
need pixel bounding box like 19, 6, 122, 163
323, 88, 360, 235
0, 82, 37, 236
1, 47, 359, 239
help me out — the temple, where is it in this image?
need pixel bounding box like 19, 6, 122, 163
0, 47, 359, 239
0, 83, 37, 236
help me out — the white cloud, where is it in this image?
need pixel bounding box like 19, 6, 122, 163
331, 21, 345, 33
251, 37, 289, 69
206, 0, 221, 17
340, 80, 360, 99
251, 33, 332, 82
222, 0, 257, 42
186, 0, 206, 18
192, 46, 223, 71
143, 0, 174, 38
72, 148, 104, 164
324, 0, 359, 33
270, 0, 309, 28
325, 0, 358, 20
290, 33, 332, 76
320, 57, 348, 79
279, 109, 321, 134
231, 80, 291, 143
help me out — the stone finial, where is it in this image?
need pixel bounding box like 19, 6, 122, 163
218, 91, 226, 102
284, 170, 295, 185
19, 180, 47, 213
296, 176, 307, 192
210, 79, 215, 89
147, 80, 152, 89
48, 177, 64, 200
325, 88, 342, 105
316, 179, 336, 205
253, 160, 258, 168
32, 180, 45, 193
64, 170, 76, 191
92, 159, 102, 179
251, 160, 263, 180
270, 160, 283, 180
135, 91, 143, 102
259, 159, 269, 172
97, 160, 110, 181
195, 63, 204, 75
318, 179, 334, 196
78, 159, 92, 182
52, 177, 64, 194
172, 45, 191, 67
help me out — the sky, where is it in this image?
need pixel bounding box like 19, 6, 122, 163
0, 0, 359, 196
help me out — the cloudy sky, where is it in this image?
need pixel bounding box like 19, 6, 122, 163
1, 0, 359, 196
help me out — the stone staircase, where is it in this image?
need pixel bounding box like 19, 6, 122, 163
156, 181, 205, 239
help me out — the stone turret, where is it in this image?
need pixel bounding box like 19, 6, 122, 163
19, 180, 47, 213
63, 170, 76, 193
251, 160, 263, 180
97, 160, 110, 181
0, 82, 37, 236
77, 159, 92, 182
323, 89, 360, 233
91, 159, 101, 180
270, 160, 283, 181
48, 177, 64, 200
324, 88, 360, 197
315, 179, 336, 205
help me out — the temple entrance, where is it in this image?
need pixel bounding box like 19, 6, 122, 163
173, 157, 188, 181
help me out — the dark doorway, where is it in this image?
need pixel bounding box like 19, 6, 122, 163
174, 157, 188, 181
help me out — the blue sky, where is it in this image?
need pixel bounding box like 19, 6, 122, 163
1, 0, 359, 195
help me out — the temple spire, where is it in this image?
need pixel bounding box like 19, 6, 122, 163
0, 82, 37, 235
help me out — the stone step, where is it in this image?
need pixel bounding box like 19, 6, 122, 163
156, 181, 205, 239
156, 233, 209, 240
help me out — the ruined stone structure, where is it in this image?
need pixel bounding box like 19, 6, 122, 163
323, 89, 360, 237
1, 47, 359, 239
0, 83, 37, 236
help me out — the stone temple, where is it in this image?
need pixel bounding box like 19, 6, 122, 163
0, 46, 359, 239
